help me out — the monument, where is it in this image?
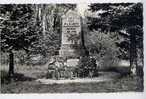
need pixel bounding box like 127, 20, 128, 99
47, 10, 85, 79
59, 10, 82, 59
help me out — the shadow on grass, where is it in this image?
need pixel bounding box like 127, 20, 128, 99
1, 71, 143, 93
1, 70, 36, 84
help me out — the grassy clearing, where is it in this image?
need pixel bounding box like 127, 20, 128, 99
1, 75, 143, 93
1, 64, 48, 79
0, 64, 143, 93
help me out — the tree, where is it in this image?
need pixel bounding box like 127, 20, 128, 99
0, 5, 38, 77
87, 3, 143, 75
31, 4, 77, 57
86, 30, 120, 69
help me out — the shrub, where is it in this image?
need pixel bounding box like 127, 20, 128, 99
1, 70, 10, 84
86, 30, 120, 70
78, 56, 97, 77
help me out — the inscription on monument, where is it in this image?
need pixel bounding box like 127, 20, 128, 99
59, 10, 81, 58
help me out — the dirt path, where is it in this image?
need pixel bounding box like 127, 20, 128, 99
36, 72, 121, 84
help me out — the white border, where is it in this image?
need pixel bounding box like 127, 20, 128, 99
0, 0, 143, 4
0, 0, 145, 99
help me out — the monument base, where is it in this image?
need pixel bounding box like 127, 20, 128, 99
59, 44, 81, 59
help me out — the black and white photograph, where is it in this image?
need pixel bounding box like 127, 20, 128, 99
0, 1, 144, 94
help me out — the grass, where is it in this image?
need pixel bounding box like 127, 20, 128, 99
0, 64, 144, 93
0, 64, 48, 79
1, 74, 143, 93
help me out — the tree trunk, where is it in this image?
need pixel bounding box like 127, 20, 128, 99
42, 15, 46, 38
8, 51, 14, 77
129, 27, 137, 75
81, 17, 89, 56
42, 5, 47, 39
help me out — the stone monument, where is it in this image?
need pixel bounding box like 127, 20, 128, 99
59, 10, 82, 59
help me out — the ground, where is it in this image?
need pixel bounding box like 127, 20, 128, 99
1, 76, 143, 93
0, 64, 144, 93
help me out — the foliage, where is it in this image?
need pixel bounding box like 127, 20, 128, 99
87, 3, 143, 56
0, 4, 40, 76
1, 70, 9, 84
0, 4, 38, 52
0, 4, 77, 67
31, 4, 77, 57
78, 56, 97, 77
0, 52, 9, 64
87, 3, 143, 74
85, 30, 120, 69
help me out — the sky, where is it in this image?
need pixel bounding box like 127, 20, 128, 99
77, 3, 89, 17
